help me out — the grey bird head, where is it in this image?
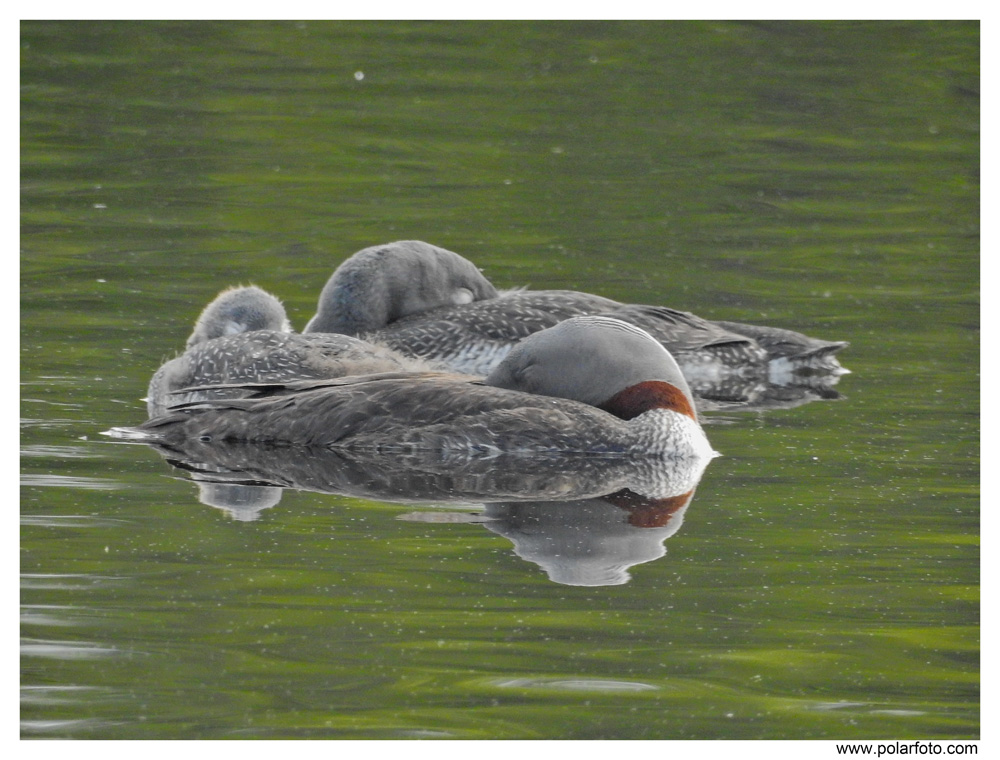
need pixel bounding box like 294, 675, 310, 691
304, 240, 499, 335
485, 316, 697, 418
186, 286, 291, 349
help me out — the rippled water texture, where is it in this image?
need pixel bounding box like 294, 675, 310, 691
21, 21, 978, 739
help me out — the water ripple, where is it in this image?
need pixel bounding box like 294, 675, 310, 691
21, 718, 125, 735
494, 677, 659, 693
21, 685, 104, 705
20, 573, 126, 590
21, 474, 122, 490
21, 445, 101, 459
21, 637, 128, 660
21, 604, 87, 627
21, 514, 128, 528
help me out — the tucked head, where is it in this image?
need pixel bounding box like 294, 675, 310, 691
304, 240, 499, 335
186, 286, 291, 348
485, 316, 698, 420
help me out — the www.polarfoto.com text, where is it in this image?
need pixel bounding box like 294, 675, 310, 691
836, 742, 977, 756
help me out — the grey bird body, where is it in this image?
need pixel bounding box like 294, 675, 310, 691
134, 317, 716, 460
147, 285, 418, 417
185, 285, 292, 348
303, 240, 848, 379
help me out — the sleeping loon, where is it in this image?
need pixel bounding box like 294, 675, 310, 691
303, 240, 848, 380
146, 285, 419, 417
184, 284, 292, 348
134, 317, 717, 460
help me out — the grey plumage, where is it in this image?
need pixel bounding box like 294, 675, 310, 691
303, 240, 848, 378
185, 285, 291, 348
485, 315, 696, 411
304, 240, 499, 335
147, 286, 419, 417
134, 317, 715, 459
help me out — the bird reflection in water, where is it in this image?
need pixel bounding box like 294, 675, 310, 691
131, 438, 711, 587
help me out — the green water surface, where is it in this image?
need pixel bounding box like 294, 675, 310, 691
20, 20, 979, 740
